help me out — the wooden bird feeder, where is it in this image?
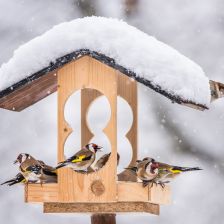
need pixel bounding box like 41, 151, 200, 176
1, 48, 224, 223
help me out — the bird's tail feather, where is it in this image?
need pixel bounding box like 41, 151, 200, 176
172, 166, 202, 172
1, 179, 14, 185
7, 181, 19, 186
55, 162, 67, 170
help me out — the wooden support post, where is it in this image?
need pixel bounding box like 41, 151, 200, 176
91, 214, 116, 224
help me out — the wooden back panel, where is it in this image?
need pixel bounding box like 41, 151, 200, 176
57, 56, 117, 202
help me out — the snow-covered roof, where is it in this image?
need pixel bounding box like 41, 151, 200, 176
0, 16, 211, 108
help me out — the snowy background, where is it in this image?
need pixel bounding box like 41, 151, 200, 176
0, 0, 224, 223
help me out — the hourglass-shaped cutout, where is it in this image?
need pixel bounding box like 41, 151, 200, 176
87, 95, 111, 169
63, 88, 112, 172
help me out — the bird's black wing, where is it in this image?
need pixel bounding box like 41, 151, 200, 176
26, 164, 42, 174
43, 168, 57, 176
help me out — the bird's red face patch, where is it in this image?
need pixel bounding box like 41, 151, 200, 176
150, 162, 159, 173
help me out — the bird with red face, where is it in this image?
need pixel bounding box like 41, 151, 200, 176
126, 157, 201, 187
56, 143, 102, 173
13, 153, 57, 184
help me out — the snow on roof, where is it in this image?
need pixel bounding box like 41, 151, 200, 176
0, 16, 210, 107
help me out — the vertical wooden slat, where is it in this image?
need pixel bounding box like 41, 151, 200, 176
117, 73, 138, 181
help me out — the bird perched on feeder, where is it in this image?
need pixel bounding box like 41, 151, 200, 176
126, 157, 202, 187
14, 153, 57, 184
1, 173, 27, 186
152, 159, 202, 186
126, 157, 159, 187
56, 143, 102, 172
93, 152, 120, 171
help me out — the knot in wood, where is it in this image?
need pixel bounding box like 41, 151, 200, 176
91, 180, 105, 196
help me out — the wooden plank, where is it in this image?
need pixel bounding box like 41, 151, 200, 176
117, 181, 170, 205
117, 73, 138, 181
25, 183, 58, 203
57, 56, 117, 203
91, 214, 116, 224
148, 185, 171, 205
0, 71, 57, 111
43, 202, 159, 215
117, 182, 148, 202
25, 181, 170, 205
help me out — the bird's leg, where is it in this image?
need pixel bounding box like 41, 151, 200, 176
159, 182, 165, 189
142, 180, 151, 188
158, 181, 170, 189
151, 182, 154, 188
40, 170, 44, 187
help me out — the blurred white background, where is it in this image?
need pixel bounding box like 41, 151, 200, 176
0, 0, 224, 223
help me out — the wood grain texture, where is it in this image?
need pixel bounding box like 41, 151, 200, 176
44, 202, 159, 215
117, 72, 138, 182
0, 71, 57, 111
117, 181, 170, 205
57, 56, 117, 202
148, 184, 171, 205
91, 214, 116, 224
25, 184, 58, 203
117, 182, 148, 202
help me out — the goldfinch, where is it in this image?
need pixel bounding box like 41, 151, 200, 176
14, 153, 57, 183
22, 164, 57, 184
126, 157, 159, 187
93, 153, 120, 171
56, 143, 102, 172
155, 159, 202, 186
126, 157, 202, 187
1, 173, 27, 186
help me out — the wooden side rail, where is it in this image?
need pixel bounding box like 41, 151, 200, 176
25, 181, 171, 205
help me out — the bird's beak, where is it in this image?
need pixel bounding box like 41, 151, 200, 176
97, 146, 103, 151
13, 160, 18, 164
